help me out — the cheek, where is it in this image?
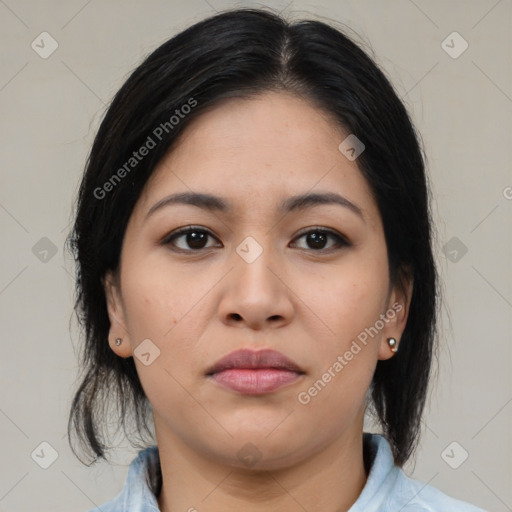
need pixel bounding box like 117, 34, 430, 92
301, 260, 388, 351
119, 260, 211, 384
120, 256, 194, 340
121, 276, 200, 420
338, 280, 388, 338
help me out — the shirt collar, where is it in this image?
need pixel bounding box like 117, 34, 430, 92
116, 432, 395, 511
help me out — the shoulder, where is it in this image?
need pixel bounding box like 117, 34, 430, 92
352, 433, 487, 512
82, 445, 161, 512
391, 467, 488, 511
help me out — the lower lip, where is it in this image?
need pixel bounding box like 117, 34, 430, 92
209, 368, 303, 394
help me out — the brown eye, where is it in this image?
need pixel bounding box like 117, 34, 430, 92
291, 228, 350, 252
162, 227, 220, 251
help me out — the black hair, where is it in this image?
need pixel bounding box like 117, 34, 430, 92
66, 7, 439, 468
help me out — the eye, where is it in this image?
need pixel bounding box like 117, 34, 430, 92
291, 227, 350, 252
161, 226, 221, 252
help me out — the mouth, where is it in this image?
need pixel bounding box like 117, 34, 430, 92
206, 348, 306, 395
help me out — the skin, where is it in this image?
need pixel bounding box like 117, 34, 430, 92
103, 91, 413, 512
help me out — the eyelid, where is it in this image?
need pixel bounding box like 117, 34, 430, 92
293, 225, 350, 242
160, 225, 220, 248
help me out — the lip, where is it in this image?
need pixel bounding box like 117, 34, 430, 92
206, 348, 305, 395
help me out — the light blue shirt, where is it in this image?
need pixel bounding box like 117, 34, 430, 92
86, 433, 487, 511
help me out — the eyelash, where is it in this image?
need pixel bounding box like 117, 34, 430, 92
161, 225, 351, 254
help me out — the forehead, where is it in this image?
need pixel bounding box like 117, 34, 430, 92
137, 91, 378, 222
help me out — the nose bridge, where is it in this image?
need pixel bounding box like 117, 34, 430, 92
233, 232, 279, 292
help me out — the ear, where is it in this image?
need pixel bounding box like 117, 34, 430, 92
377, 267, 414, 361
102, 270, 133, 358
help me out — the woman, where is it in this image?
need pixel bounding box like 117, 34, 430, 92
66, 7, 486, 511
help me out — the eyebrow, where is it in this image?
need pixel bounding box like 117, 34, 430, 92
145, 191, 365, 221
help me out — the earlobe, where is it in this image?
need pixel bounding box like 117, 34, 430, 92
102, 271, 133, 358
108, 335, 133, 358
378, 269, 414, 360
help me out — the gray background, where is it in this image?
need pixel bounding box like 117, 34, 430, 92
0, 0, 511, 510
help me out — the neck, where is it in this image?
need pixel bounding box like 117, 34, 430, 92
155, 420, 368, 512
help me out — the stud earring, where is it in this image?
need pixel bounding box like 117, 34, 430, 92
115, 338, 122, 346
387, 337, 398, 353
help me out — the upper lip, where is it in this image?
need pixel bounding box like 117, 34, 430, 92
206, 348, 305, 375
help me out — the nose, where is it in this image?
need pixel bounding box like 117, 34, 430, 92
217, 242, 294, 331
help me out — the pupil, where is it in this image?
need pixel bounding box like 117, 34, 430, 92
308, 232, 326, 249
188, 231, 206, 248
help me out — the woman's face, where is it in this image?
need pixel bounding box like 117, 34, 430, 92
104, 91, 412, 469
